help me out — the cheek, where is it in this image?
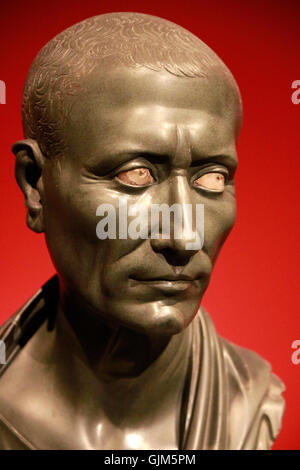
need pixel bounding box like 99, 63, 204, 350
42, 174, 104, 288
203, 197, 236, 259
42, 174, 145, 290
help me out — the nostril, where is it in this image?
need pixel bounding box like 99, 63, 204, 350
155, 247, 195, 266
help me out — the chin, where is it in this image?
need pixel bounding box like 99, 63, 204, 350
108, 301, 198, 337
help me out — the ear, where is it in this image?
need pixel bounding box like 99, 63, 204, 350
12, 139, 46, 233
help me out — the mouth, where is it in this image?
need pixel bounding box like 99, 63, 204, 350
129, 274, 203, 294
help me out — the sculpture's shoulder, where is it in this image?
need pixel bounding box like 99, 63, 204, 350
190, 308, 285, 449
210, 315, 285, 449
0, 275, 59, 377
0, 276, 59, 450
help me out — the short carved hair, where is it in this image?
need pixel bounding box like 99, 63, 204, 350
22, 12, 242, 158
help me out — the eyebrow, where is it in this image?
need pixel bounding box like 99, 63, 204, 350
190, 153, 238, 169
86, 149, 238, 175
85, 151, 165, 175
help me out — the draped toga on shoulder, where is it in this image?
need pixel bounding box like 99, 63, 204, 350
0, 276, 285, 450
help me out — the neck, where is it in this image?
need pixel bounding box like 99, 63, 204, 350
57, 284, 177, 381
38, 281, 193, 443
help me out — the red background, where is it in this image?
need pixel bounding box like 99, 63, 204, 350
0, 0, 299, 450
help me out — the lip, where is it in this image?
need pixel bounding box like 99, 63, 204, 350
130, 274, 198, 282
129, 275, 202, 294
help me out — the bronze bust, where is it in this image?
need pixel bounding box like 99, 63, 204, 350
0, 12, 285, 450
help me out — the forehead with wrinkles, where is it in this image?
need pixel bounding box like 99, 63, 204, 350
64, 66, 239, 171
21, 12, 242, 158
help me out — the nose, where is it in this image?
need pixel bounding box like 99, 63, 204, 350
150, 173, 201, 266
150, 239, 197, 266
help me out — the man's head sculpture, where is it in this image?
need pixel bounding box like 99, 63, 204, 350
0, 12, 285, 451
13, 12, 242, 336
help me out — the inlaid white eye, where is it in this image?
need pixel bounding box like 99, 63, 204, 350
194, 172, 225, 192
116, 168, 154, 186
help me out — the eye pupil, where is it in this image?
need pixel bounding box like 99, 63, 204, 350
194, 172, 225, 191
117, 167, 154, 186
